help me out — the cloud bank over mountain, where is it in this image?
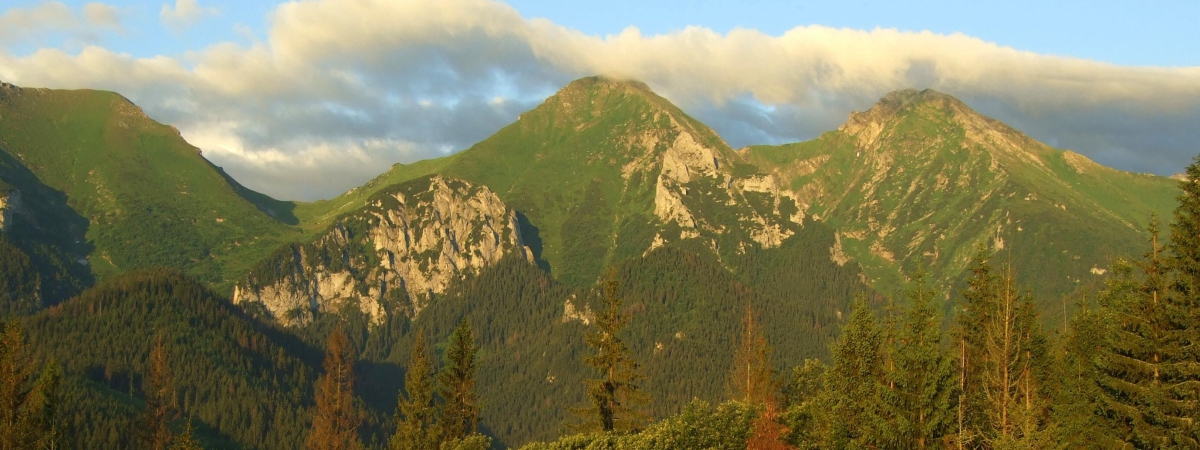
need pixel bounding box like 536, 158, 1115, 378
1, 0, 1197, 200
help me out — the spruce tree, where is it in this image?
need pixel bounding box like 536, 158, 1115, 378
780, 359, 830, 449
25, 360, 61, 450
573, 274, 649, 433
951, 248, 996, 448
888, 267, 956, 449
826, 296, 888, 448
305, 326, 362, 450
1166, 158, 1200, 445
1053, 292, 1119, 448
0, 320, 59, 450
140, 332, 175, 450
169, 417, 204, 450
390, 329, 439, 450
978, 265, 1051, 447
1096, 215, 1199, 447
729, 303, 776, 407
438, 320, 480, 442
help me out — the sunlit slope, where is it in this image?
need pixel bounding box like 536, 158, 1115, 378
297, 77, 777, 285
742, 89, 1179, 302
0, 82, 300, 288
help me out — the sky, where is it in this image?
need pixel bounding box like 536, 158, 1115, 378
1, 0, 1198, 200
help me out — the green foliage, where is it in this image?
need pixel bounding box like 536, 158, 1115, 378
525, 399, 756, 450
21, 268, 318, 449
0, 235, 42, 319
574, 275, 650, 433
169, 418, 205, 450
0, 320, 62, 449
780, 360, 829, 449
1090, 222, 1200, 447
390, 330, 440, 450
884, 268, 957, 448
438, 320, 480, 442
439, 434, 492, 450
826, 297, 889, 448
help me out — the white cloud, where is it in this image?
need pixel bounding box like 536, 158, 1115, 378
0, 1, 123, 45
1, 0, 1198, 200
160, 0, 218, 32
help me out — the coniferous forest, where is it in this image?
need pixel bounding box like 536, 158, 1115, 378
0, 67, 1195, 449
0, 156, 1196, 448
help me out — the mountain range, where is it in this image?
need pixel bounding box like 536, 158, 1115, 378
0, 76, 1179, 447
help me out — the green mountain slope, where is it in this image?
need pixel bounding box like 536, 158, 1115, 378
21, 269, 321, 449
740, 89, 1179, 306
297, 77, 802, 286
0, 81, 301, 289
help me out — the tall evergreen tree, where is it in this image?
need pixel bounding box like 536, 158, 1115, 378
573, 274, 649, 433
25, 360, 61, 450
169, 417, 204, 450
952, 249, 996, 448
1053, 291, 1120, 448
826, 296, 888, 448
1165, 158, 1200, 445
438, 320, 480, 442
888, 267, 956, 449
305, 326, 361, 450
977, 265, 1051, 447
1096, 215, 1199, 447
729, 303, 776, 407
390, 329, 439, 450
0, 320, 59, 450
140, 332, 176, 450
780, 359, 830, 449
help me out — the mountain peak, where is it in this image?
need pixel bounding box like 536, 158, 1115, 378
839, 88, 1040, 156
560, 75, 654, 94
534, 75, 678, 122
850, 88, 971, 125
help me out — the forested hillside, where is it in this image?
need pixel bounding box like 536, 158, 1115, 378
0, 76, 1194, 449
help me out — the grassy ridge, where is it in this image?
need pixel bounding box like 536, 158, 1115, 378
0, 83, 302, 290
740, 89, 1179, 309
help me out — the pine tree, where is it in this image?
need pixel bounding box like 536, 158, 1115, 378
888, 267, 956, 449
305, 326, 362, 450
573, 274, 649, 433
140, 332, 176, 450
438, 320, 480, 442
826, 296, 888, 448
390, 329, 439, 450
729, 303, 776, 407
0, 320, 60, 450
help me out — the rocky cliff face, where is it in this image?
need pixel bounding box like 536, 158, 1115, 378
234, 175, 531, 326
574, 79, 802, 257
0, 190, 19, 231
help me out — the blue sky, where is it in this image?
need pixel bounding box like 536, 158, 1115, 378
8, 0, 1198, 67
1, 0, 1198, 200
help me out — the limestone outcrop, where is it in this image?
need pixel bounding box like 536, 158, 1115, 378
234, 175, 530, 327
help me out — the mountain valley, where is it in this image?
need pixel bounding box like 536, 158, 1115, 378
0, 75, 1187, 448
